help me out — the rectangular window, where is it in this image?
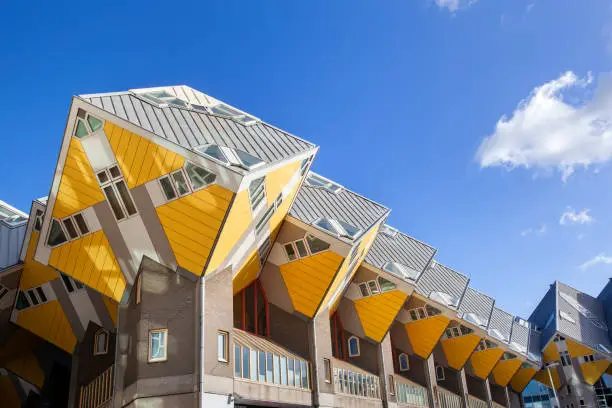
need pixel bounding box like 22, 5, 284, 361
242, 347, 249, 379
62, 218, 79, 239
255, 205, 275, 235
368, 281, 380, 295
97, 170, 109, 184
36, 287, 47, 303
61, 273, 75, 292
73, 213, 89, 235
266, 353, 273, 383
217, 331, 229, 362
389, 374, 395, 395
295, 240, 308, 258
159, 176, 177, 201
324, 358, 331, 383
284, 244, 297, 261
436, 365, 445, 381
301, 360, 308, 388
104, 186, 126, 220
115, 181, 137, 216
15, 292, 30, 310
287, 358, 295, 386
560, 350, 572, 366
258, 351, 266, 382
280, 356, 288, 385
250, 349, 257, 381
171, 171, 190, 197
248, 177, 266, 213
27, 290, 39, 306
108, 165, 121, 179
234, 346, 241, 377
359, 283, 370, 297
294, 359, 301, 387
273, 355, 281, 385
148, 329, 168, 362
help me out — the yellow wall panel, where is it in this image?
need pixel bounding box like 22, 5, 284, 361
354, 290, 408, 342
542, 341, 560, 363
492, 359, 522, 387
320, 223, 381, 315
268, 174, 302, 238
103, 296, 119, 327
534, 368, 561, 390
265, 160, 302, 207
470, 347, 505, 379
49, 230, 126, 302
405, 315, 450, 359
19, 231, 58, 290
104, 122, 185, 188
0, 376, 21, 408
580, 360, 611, 385
52, 137, 105, 219
0, 330, 44, 388
205, 188, 249, 276
441, 333, 481, 370
233, 249, 261, 295
280, 251, 344, 317
157, 184, 233, 276
511, 367, 537, 393
565, 338, 595, 358
16, 301, 76, 354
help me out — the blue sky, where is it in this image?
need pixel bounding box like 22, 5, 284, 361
1, 0, 611, 317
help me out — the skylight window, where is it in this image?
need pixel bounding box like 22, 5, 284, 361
489, 328, 508, 342
429, 291, 460, 308
510, 342, 527, 354
559, 310, 576, 324
313, 217, 361, 240
140, 90, 188, 108
463, 312, 487, 327
383, 262, 419, 281
305, 174, 343, 193
209, 103, 257, 125
195, 144, 265, 171
380, 225, 398, 238
559, 291, 608, 331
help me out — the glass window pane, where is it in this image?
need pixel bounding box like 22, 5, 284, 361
115, 181, 137, 216
284, 244, 297, 261
217, 332, 227, 361
159, 177, 177, 200
314, 218, 339, 235
73, 213, 89, 235
273, 355, 281, 384
62, 218, 79, 239
97, 170, 109, 185
87, 115, 103, 132
301, 361, 308, 388
108, 166, 121, 179
75, 119, 88, 138
196, 145, 229, 164
242, 347, 249, 379
235, 149, 264, 169
295, 240, 308, 258
409, 310, 418, 321
287, 358, 295, 387
250, 349, 257, 381
150, 331, 166, 360
258, 351, 266, 382
418, 308, 426, 319
294, 359, 301, 388
266, 353, 273, 383
378, 277, 396, 292
280, 357, 287, 385
47, 219, 68, 246
306, 234, 330, 254
359, 283, 369, 297
234, 346, 241, 377
368, 281, 380, 295
27, 290, 39, 306
172, 171, 190, 196
184, 162, 217, 191
104, 186, 125, 220
36, 287, 47, 302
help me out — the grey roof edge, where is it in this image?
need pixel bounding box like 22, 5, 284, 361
386, 225, 438, 257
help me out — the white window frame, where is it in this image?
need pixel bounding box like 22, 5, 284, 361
435, 365, 445, 381
60, 272, 84, 293
559, 310, 576, 324
17, 284, 50, 311
149, 329, 168, 363
97, 165, 138, 222
0, 284, 8, 301
73, 109, 104, 141
398, 353, 410, 372
560, 350, 572, 367
217, 330, 229, 363
380, 224, 399, 238
284, 238, 311, 262
94, 329, 109, 356
348, 336, 360, 357
305, 173, 344, 194
248, 177, 267, 215
407, 306, 429, 323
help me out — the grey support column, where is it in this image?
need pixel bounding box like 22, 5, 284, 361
378, 333, 397, 408
425, 354, 439, 408
504, 386, 512, 408
483, 378, 494, 408
309, 307, 335, 408
458, 368, 470, 408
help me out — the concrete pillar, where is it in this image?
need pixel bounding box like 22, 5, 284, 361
504, 386, 512, 408
483, 378, 493, 408
425, 353, 439, 408
309, 307, 335, 408
378, 333, 398, 408
458, 368, 470, 408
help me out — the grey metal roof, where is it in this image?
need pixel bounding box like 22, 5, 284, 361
459, 287, 495, 328
488, 307, 514, 343
415, 261, 469, 309
509, 318, 530, 357
80, 89, 315, 166
0, 201, 28, 271
556, 281, 612, 355
364, 226, 436, 278
289, 178, 390, 237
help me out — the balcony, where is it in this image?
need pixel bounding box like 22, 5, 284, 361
332, 358, 382, 400
492, 401, 506, 408
232, 329, 312, 406
394, 375, 429, 408
468, 395, 489, 408
78, 365, 114, 408
438, 386, 463, 408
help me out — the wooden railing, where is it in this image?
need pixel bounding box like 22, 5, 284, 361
492, 401, 506, 408
468, 395, 488, 408
332, 358, 381, 399
79, 365, 114, 408
438, 387, 463, 408
395, 375, 429, 408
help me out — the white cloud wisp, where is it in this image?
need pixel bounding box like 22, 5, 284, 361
580, 253, 612, 270
559, 208, 594, 225
476, 71, 612, 182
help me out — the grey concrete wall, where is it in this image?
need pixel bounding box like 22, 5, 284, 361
437, 367, 461, 395
234, 380, 312, 406
268, 303, 310, 359
397, 353, 428, 387
466, 375, 487, 401
378, 333, 397, 406
309, 307, 335, 406
344, 327, 380, 375
490, 382, 508, 406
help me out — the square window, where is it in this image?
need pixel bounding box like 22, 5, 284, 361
94, 329, 109, 356
171, 171, 190, 196
295, 240, 309, 258
108, 165, 121, 179
115, 181, 137, 216
359, 283, 370, 297
97, 170, 109, 185
417, 308, 427, 319
284, 244, 297, 261
217, 331, 229, 362
368, 281, 380, 295
149, 329, 168, 362
409, 310, 418, 321
159, 176, 177, 201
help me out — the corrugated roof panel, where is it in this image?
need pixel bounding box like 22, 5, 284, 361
0, 200, 28, 271
459, 287, 495, 328
415, 262, 469, 309
364, 227, 436, 279
488, 307, 513, 343
509, 318, 530, 357
289, 180, 389, 235
80, 88, 315, 166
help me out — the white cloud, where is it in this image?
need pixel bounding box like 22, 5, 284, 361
476, 71, 612, 182
559, 207, 594, 225
520, 224, 546, 237
434, 0, 477, 12
580, 253, 612, 270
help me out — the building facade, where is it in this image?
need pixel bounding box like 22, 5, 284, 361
0, 85, 610, 408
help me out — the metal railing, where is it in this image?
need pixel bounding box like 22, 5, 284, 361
79, 365, 114, 408
438, 387, 463, 408
468, 395, 489, 408
332, 358, 381, 399
395, 375, 429, 407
